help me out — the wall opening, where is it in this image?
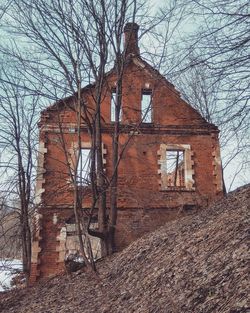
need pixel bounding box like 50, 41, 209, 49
141, 89, 152, 123
158, 144, 195, 191
166, 150, 185, 187
111, 89, 122, 122
64, 214, 101, 268
77, 148, 91, 185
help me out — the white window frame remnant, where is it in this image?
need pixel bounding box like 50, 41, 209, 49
141, 89, 152, 123
158, 144, 195, 191
211, 138, 223, 193
111, 89, 122, 122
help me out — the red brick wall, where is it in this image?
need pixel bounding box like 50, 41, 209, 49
30, 57, 223, 283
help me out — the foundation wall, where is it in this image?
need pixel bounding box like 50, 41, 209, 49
30, 204, 199, 283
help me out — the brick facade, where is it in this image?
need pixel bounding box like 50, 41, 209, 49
29, 23, 223, 284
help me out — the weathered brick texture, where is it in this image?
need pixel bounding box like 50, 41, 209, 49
30, 23, 223, 283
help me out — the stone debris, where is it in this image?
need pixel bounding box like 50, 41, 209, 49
0, 185, 249, 313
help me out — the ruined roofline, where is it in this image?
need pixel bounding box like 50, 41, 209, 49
39, 54, 218, 131
40, 21, 175, 115
38, 53, 220, 131
39, 22, 218, 130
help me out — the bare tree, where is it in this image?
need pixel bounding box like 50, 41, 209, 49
163, 0, 250, 190
0, 0, 197, 273
1, 0, 141, 260
0, 64, 40, 281
0, 0, 12, 20
174, 60, 248, 191
0, 198, 21, 260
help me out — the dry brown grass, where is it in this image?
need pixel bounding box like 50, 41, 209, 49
0, 185, 249, 313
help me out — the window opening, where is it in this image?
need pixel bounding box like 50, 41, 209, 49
166, 150, 185, 187
158, 144, 194, 191
77, 148, 91, 185
111, 90, 121, 122
141, 90, 152, 123
64, 214, 101, 270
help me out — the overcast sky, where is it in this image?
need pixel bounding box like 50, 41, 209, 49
0, 0, 249, 192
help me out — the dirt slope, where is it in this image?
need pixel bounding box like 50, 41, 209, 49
0, 185, 249, 313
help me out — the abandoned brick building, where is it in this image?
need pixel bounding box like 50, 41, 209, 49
30, 23, 223, 283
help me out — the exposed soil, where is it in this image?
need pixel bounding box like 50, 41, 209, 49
0, 185, 249, 313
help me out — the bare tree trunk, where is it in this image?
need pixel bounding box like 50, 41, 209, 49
95, 89, 109, 256
174, 151, 179, 186
109, 79, 122, 253
16, 126, 32, 282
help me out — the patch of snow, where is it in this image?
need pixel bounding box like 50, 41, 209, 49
0, 259, 22, 292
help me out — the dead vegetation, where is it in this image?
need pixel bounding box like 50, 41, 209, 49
0, 185, 249, 313
0, 209, 21, 260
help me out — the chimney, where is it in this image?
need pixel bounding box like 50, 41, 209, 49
124, 22, 140, 56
